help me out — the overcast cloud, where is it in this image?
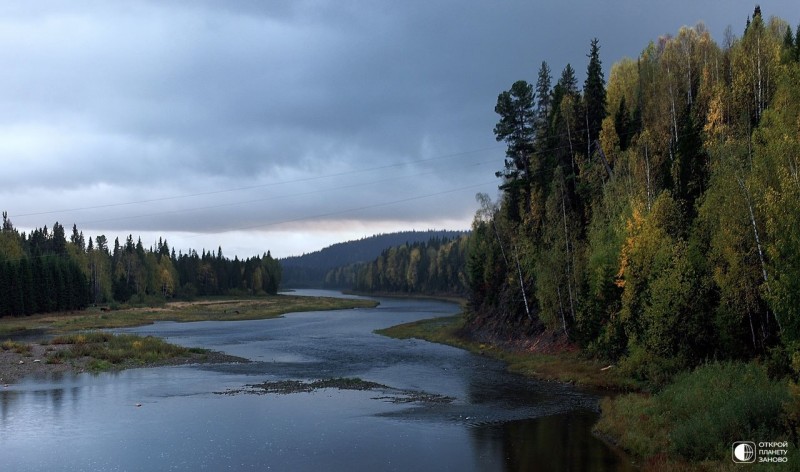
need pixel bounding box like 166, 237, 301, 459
1, 1, 796, 257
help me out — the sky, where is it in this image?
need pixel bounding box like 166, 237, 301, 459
1, 1, 797, 258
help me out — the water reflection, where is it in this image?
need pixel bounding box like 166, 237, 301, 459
471, 412, 635, 472
2, 292, 635, 471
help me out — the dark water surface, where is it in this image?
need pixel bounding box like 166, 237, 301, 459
2, 290, 634, 471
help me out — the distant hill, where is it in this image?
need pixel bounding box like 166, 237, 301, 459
280, 230, 468, 288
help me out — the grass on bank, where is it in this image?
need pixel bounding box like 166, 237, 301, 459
375, 313, 639, 391
0, 295, 378, 333
596, 362, 798, 470
46, 332, 207, 372
1, 339, 32, 355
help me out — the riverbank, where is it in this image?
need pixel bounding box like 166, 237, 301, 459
343, 290, 467, 307
377, 312, 800, 469
1, 294, 378, 335
1, 294, 377, 384
375, 313, 639, 391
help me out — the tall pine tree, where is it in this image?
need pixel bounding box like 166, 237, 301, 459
494, 79, 536, 220
534, 61, 553, 143
584, 38, 607, 148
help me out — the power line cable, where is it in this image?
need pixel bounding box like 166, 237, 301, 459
8, 145, 504, 220
191, 179, 497, 235
74, 161, 495, 227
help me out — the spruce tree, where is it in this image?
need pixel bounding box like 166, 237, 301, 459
20, 259, 35, 315
52, 222, 67, 255
795, 23, 800, 61
0, 262, 9, 316
784, 25, 794, 52
614, 96, 631, 151
0, 259, 11, 317
584, 38, 607, 147
11, 262, 25, 316
559, 64, 579, 95
534, 61, 552, 141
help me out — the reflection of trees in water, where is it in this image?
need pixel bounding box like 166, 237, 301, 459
0, 375, 84, 423
461, 348, 633, 469
1, 390, 21, 422
469, 413, 635, 471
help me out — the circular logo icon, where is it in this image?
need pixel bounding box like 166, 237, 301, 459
733, 442, 756, 463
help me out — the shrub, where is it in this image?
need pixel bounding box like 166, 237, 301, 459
598, 362, 791, 462
669, 363, 788, 459
618, 345, 684, 388
1, 339, 31, 354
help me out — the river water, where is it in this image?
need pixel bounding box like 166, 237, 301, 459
1, 290, 634, 471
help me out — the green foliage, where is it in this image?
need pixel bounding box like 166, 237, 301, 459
1, 339, 31, 354
466, 8, 800, 388
326, 235, 469, 296
755, 63, 800, 345
0, 255, 88, 317
494, 80, 537, 220
48, 332, 200, 369
597, 362, 791, 461
0, 216, 282, 314
494, 80, 536, 182
584, 38, 607, 144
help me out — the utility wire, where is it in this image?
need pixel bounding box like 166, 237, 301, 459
74, 161, 495, 227
8, 145, 503, 220
192, 180, 497, 235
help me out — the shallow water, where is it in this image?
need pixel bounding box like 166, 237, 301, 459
1, 290, 634, 471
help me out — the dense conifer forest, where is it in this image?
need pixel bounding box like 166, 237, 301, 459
0, 212, 281, 316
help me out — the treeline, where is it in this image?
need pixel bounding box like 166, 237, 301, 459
324, 235, 469, 295
467, 7, 800, 381
280, 230, 466, 288
0, 213, 281, 317
0, 217, 91, 315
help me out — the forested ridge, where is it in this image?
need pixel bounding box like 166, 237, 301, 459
0, 213, 281, 317
280, 230, 466, 288
463, 6, 800, 381
323, 235, 470, 295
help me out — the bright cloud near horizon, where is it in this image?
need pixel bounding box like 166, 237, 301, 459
1, 1, 796, 258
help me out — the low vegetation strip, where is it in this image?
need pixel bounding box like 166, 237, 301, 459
0, 295, 378, 333
46, 332, 212, 372
595, 362, 798, 469
55, 295, 378, 331
1, 332, 244, 383
375, 314, 638, 391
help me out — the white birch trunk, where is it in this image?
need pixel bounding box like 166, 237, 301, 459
737, 176, 780, 330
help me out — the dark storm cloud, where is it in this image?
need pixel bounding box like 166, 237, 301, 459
1, 0, 797, 255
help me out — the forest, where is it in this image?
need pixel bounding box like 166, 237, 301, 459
463, 6, 800, 381
0, 212, 281, 317
323, 235, 470, 295
280, 230, 466, 287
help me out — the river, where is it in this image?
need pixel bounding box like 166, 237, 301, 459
1, 290, 634, 471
